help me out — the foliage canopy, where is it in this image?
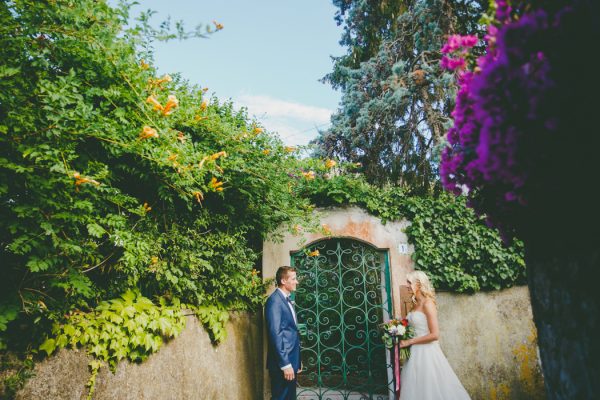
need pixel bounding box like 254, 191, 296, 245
0, 0, 312, 354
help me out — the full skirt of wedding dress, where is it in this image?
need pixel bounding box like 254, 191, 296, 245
399, 340, 471, 400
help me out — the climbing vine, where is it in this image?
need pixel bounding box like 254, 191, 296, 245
297, 164, 526, 292
38, 290, 186, 399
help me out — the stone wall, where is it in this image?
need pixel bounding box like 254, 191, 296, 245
436, 286, 545, 400
262, 206, 545, 399
16, 312, 263, 400
14, 292, 544, 400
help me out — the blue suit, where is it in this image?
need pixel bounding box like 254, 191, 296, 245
265, 288, 301, 400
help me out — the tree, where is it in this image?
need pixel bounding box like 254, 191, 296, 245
315, 0, 486, 193
440, 0, 600, 397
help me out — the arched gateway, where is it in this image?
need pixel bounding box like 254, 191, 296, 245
292, 238, 393, 399
262, 207, 413, 399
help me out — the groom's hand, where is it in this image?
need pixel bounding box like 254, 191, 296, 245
283, 367, 295, 381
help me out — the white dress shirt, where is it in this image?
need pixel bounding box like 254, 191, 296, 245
277, 288, 297, 324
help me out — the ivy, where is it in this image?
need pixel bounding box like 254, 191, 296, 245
0, 353, 34, 399
298, 167, 526, 292
0, 305, 19, 351
38, 290, 185, 398
399, 195, 526, 291
192, 305, 230, 344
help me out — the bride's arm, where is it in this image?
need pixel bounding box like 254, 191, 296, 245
400, 300, 439, 347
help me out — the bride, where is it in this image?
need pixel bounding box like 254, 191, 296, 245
399, 271, 471, 400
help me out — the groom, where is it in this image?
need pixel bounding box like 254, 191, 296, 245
265, 266, 301, 400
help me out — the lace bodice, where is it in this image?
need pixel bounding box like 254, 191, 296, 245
408, 311, 430, 338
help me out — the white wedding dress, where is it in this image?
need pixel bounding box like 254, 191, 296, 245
400, 311, 471, 400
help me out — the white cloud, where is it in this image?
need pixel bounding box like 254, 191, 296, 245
236, 94, 332, 123
233, 93, 333, 146
261, 120, 321, 147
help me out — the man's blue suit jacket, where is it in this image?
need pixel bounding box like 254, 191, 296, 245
265, 289, 301, 372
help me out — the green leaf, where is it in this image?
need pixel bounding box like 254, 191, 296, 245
39, 338, 57, 356
26, 257, 50, 272
87, 223, 106, 238
121, 290, 137, 304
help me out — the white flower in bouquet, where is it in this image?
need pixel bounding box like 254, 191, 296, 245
396, 324, 406, 336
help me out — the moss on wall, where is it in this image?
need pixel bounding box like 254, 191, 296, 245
437, 287, 545, 399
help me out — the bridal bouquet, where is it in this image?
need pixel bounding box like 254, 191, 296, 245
381, 318, 413, 360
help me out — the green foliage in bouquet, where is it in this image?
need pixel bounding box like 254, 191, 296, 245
381, 318, 413, 361
297, 165, 526, 292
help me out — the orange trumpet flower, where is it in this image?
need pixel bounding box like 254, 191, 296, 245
209, 177, 224, 192
192, 191, 204, 203
162, 95, 179, 116
139, 126, 159, 139
325, 159, 337, 169
146, 95, 163, 111
72, 172, 100, 186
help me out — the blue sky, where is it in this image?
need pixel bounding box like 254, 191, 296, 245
125, 0, 345, 146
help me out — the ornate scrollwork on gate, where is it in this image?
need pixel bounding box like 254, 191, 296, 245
292, 239, 393, 400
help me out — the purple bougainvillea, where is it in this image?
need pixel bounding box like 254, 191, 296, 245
438, 1, 595, 239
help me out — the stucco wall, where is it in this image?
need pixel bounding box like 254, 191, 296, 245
262, 206, 545, 399
262, 207, 414, 314
437, 287, 545, 400
16, 206, 545, 400
16, 312, 262, 400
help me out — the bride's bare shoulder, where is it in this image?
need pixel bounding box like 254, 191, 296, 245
423, 298, 437, 313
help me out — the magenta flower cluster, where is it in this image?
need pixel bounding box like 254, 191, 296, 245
440, 34, 478, 71
494, 0, 512, 23
438, 0, 594, 237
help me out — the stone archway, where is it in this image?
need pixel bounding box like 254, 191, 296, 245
262, 207, 413, 399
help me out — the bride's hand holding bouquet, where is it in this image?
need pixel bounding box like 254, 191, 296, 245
381, 317, 414, 360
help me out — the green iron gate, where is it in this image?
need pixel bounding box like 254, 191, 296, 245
291, 238, 394, 400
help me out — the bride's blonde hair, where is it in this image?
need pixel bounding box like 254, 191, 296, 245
407, 270, 436, 304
